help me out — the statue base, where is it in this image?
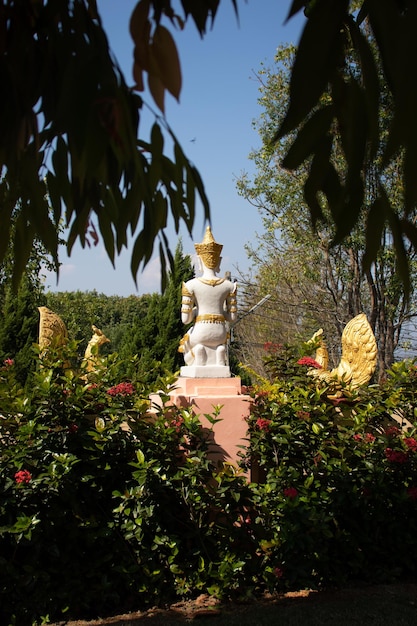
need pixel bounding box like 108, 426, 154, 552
170, 377, 252, 478
180, 365, 231, 378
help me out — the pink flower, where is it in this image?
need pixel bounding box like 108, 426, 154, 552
255, 418, 271, 432
404, 437, 417, 452
384, 448, 408, 463
3, 358, 14, 367
107, 382, 135, 396
364, 433, 376, 443
407, 486, 417, 500
283, 487, 298, 499
297, 356, 322, 369
14, 469, 32, 484
353, 433, 362, 441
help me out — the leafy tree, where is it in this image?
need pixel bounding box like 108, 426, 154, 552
0, 0, 212, 290
4, 0, 417, 294
0, 211, 55, 384
119, 240, 193, 380
0, 276, 45, 385
46, 241, 193, 382
236, 44, 417, 379
46, 290, 144, 354
278, 0, 417, 294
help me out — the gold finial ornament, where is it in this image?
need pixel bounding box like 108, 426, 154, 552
194, 226, 223, 269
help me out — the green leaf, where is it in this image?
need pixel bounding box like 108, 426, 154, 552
387, 207, 411, 298
303, 136, 343, 228
304, 474, 314, 488
333, 79, 367, 177
276, 0, 349, 138
312, 422, 322, 434
151, 25, 182, 100
366, 0, 402, 95
136, 448, 145, 465
331, 175, 364, 245
363, 194, 388, 272
12, 212, 36, 292
400, 218, 417, 252
285, 0, 307, 21
282, 105, 333, 170
0, 183, 15, 265
347, 16, 380, 159
97, 207, 116, 266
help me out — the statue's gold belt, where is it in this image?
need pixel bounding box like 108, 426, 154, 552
195, 314, 225, 324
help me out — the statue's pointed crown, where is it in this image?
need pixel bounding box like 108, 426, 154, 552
194, 226, 223, 269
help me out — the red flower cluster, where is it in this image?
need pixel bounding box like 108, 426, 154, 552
296, 410, 310, 420
283, 487, 298, 499
354, 433, 376, 443
384, 426, 400, 437
3, 358, 14, 367
404, 437, 417, 451
297, 356, 322, 369
170, 416, 184, 433
14, 469, 32, 484
384, 448, 408, 463
263, 342, 283, 353
107, 382, 135, 396
68, 423, 79, 434
273, 566, 284, 579
255, 418, 271, 432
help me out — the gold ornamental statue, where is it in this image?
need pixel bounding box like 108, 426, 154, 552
179, 227, 237, 378
38, 306, 68, 354
84, 325, 110, 372
307, 313, 378, 389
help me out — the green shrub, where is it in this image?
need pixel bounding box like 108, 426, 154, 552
245, 346, 417, 590
2, 342, 417, 624
0, 346, 261, 624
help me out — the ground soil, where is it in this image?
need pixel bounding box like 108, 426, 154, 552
50, 583, 417, 626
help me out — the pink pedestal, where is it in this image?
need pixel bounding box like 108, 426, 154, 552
169, 377, 252, 477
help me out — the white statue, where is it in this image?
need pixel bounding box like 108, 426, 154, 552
179, 227, 237, 377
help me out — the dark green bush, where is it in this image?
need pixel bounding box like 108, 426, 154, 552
244, 346, 417, 590
0, 346, 262, 624
2, 343, 417, 624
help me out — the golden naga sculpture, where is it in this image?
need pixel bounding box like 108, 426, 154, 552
38, 306, 68, 353
84, 325, 110, 372
307, 313, 378, 389
38, 309, 109, 374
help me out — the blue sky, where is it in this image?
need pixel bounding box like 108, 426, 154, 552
45, 1, 305, 296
